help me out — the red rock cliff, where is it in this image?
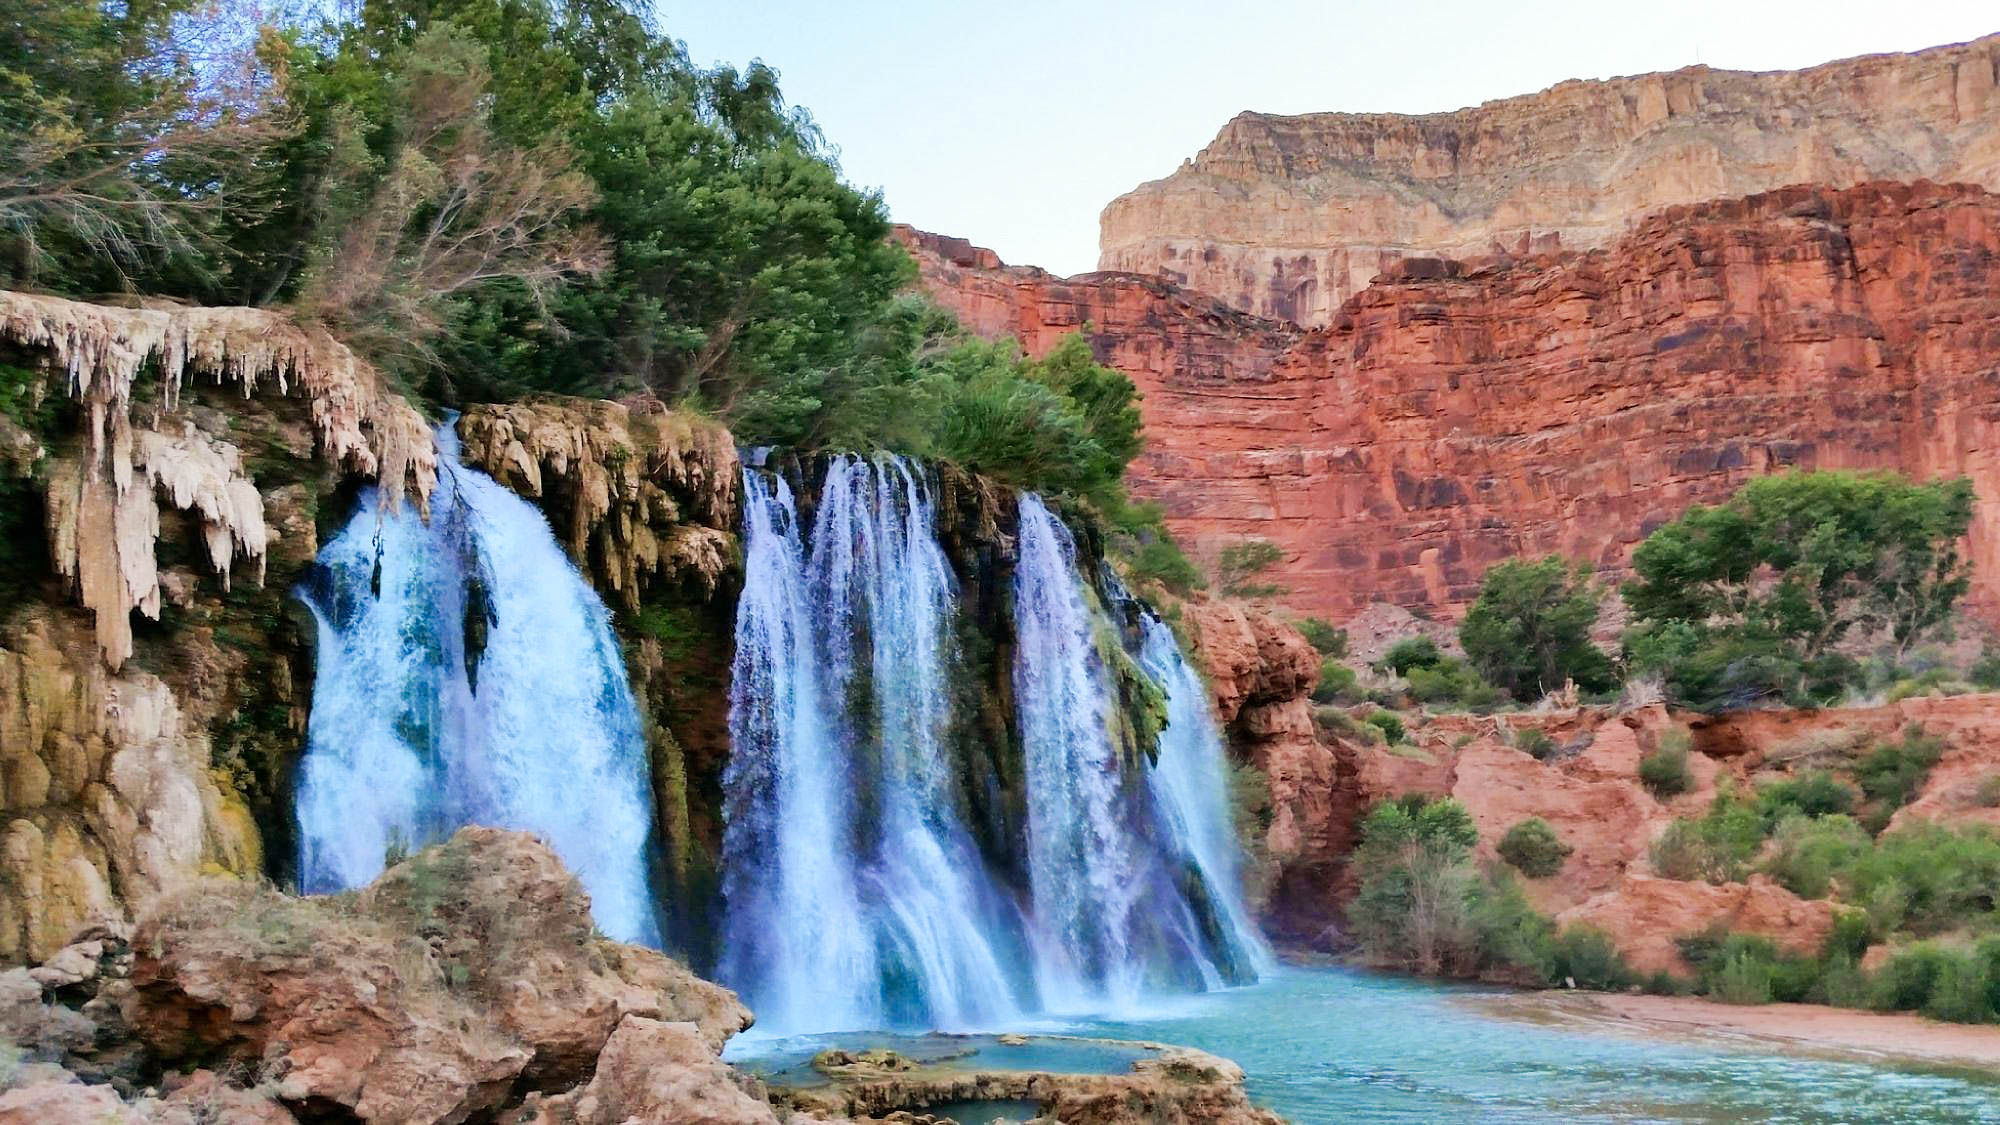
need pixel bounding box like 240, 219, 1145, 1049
901, 180, 2000, 622
1099, 35, 2000, 326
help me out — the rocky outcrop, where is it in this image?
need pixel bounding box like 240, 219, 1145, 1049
910, 181, 2000, 621
1099, 35, 2000, 326
121, 828, 750, 1123
1555, 874, 1838, 978
0, 611, 262, 964
775, 1039, 1282, 1125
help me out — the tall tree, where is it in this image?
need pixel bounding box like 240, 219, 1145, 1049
1460, 556, 1615, 702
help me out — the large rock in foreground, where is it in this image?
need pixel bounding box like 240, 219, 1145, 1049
1099, 35, 2000, 326
122, 827, 751, 1123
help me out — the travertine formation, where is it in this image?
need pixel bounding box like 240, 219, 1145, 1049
456, 397, 740, 605
1100, 35, 2000, 325
907, 180, 2000, 621
0, 612, 262, 965
0, 291, 436, 668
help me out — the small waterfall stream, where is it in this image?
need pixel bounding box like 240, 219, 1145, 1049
294, 421, 662, 945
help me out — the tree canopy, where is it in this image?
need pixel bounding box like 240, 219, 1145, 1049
1460, 556, 1616, 702
1624, 471, 1975, 709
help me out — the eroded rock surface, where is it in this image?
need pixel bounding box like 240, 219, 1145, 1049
1099, 35, 2000, 325
122, 827, 750, 1123
911, 182, 2000, 622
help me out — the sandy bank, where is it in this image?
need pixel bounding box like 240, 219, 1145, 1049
1464, 990, 2000, 1070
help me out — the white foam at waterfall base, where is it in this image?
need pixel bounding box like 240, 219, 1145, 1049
294, 421, 662, 946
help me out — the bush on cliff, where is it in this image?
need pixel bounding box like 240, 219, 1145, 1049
1649, 784, 1764, 883
1312, 660, 1363, 705
1297, 618, 1349, 657
1217, 538, 1287, 597
1460, 557, 1617, 702
1498, 818, 1572, 878
1638, 733, 1694, 799
1352, 795, 1631, 987
1623, 471, 1975, 711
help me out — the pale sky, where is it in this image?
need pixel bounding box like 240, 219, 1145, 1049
657, 1, 1998, 276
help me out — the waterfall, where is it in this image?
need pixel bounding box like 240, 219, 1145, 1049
720, 455, 1023, 1034
1136, 613, 1274, 978
1011, 493, 1258, 1008
294, 420, 662, 946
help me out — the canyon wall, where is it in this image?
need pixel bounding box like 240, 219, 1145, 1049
904, 179, 2000, 622
1099, 34, 2000, 326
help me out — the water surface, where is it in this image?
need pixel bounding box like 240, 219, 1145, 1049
1066, 967, 2000, 1123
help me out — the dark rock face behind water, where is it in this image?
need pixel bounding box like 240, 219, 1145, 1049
904, 181, 2000, 624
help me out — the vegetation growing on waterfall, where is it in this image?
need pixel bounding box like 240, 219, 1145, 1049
1623, 470, 1975, 711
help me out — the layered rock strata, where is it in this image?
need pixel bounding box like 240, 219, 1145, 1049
906, 181, 2000, 621
1100, 35, 2000, 325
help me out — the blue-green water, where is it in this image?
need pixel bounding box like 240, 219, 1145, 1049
733, 966, 2000, 1123
1069, 967, 2000, 1123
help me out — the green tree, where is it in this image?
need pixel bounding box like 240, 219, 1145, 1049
1217, 539, 1286, 597
1460, 556, 1616, 701
1624, 471, 1975, 709
2, 0, 298, 291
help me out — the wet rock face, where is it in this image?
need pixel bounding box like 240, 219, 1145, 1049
910, 181, 2000, 622
1099, 35, 2000, 326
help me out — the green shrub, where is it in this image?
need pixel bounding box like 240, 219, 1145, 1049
1366, 710, 1407, 745
1126, 536, 1205, 596
1754, 770, 1858, 827
1459, 556, 1617, 702
1312, 659, 1361, 705
1869, 943, 1957, 1012
1761, 814, 1870, 899
1846, 822, 2000, 936
1498, 818, 1572, 878
1853, 724, 1945, 829
1978, 774, 2000, 809
1313, 705, 1375, 743
1712, 947, 1777, 1005
1218, 539, 1287, 597
1649, 785, 1765, 883
1381, 636, 1444, 676
1969, 646, 2000, 690
1297, 618, 1348, 657
1405, 657, 1504, 712
1622, 471, 1974, 711
1551, 926, 1633, 991
1639, 740, 1693, 799
1515, 728, 1557, 760
1467, 870, 1557, 983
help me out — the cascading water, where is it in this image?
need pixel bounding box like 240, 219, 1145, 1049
721, 455, 1023, 1034
294, 420, 662, 946
1136, 612, 1274, 979
1011, 494, 1258, 1008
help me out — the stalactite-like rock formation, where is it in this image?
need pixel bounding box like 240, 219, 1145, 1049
0, 290, 436, 668
456, 397, 739, 604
